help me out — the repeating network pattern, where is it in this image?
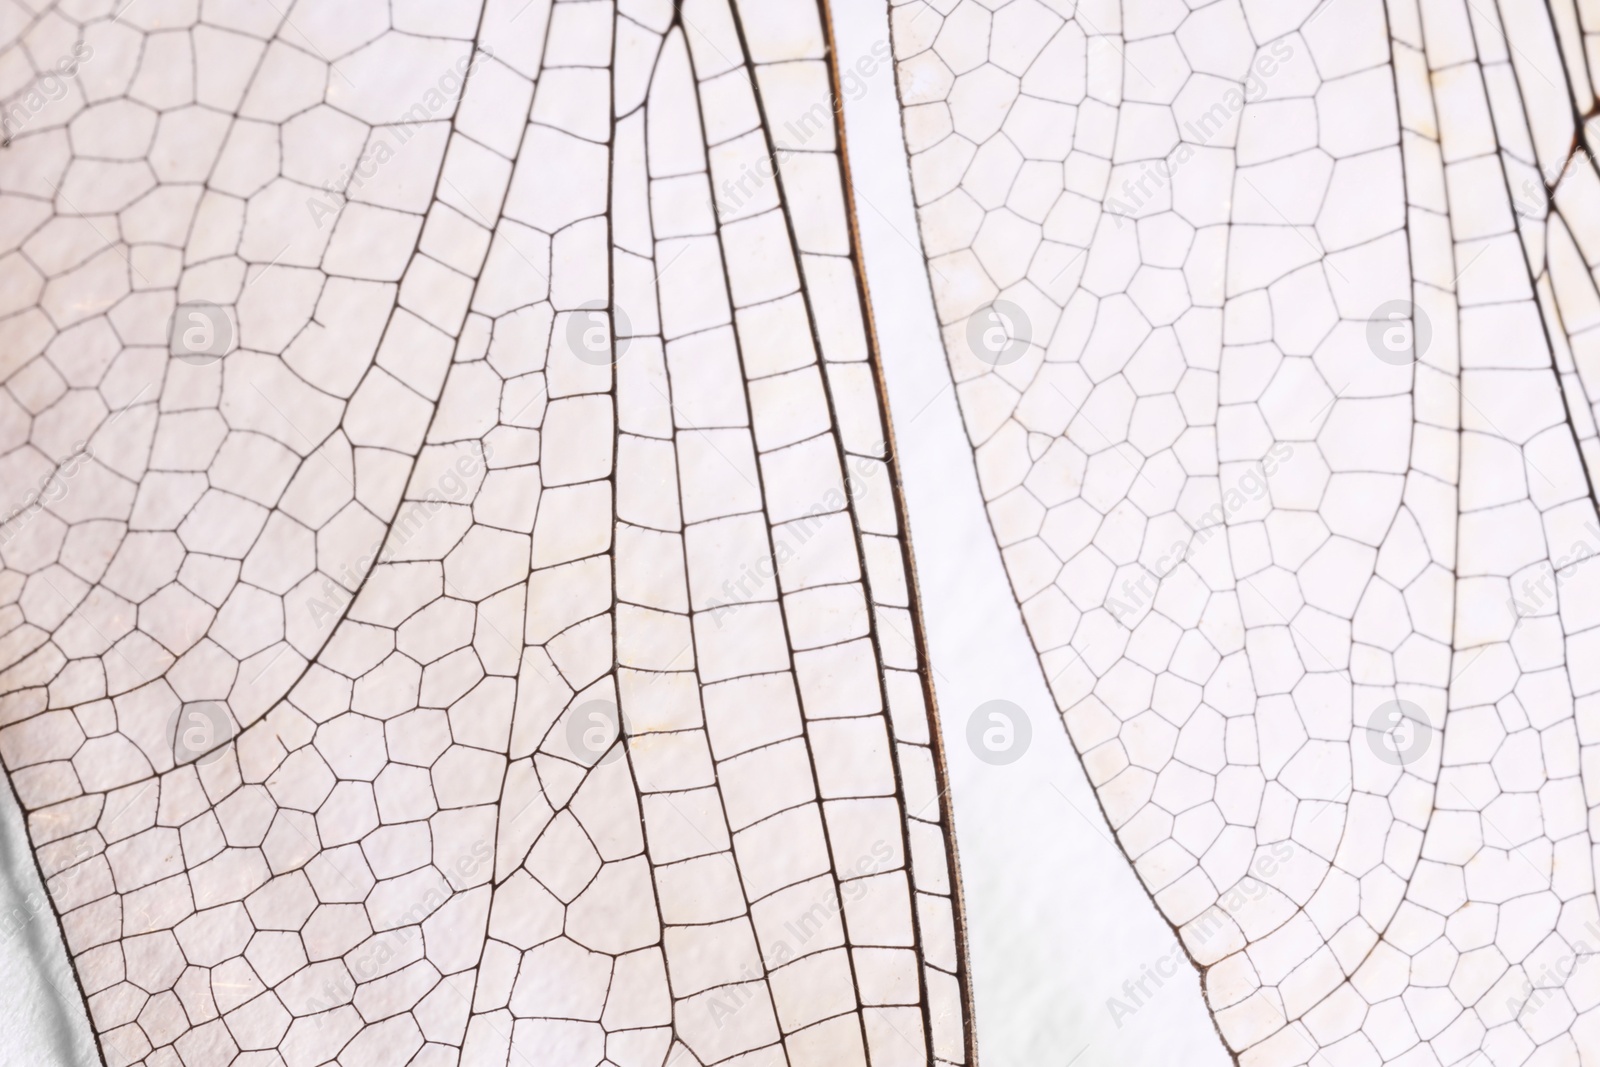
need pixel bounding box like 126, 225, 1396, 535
893, 0, 1600, 1064
0, 1, 971, 1066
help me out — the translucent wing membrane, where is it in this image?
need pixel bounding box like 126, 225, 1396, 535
891, 0, 1600, 1063
0, 1, 969, 1065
